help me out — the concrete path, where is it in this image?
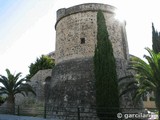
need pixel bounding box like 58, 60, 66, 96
0, 114, 49, 120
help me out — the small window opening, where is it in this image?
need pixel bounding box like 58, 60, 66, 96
80, 38, 85, 44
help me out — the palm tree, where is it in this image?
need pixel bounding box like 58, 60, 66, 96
0, 69, 36, 114
119, 48, 160, 120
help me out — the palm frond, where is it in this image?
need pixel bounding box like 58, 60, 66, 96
119, 79, 138, 89
120, 48, 160, 103
119, 75, 134, 82
119, 86, 138, 97
132, 89, 145, 102
13, 72, 22, 84
14, 78, 30, 90
0, 69, 36, 99
0, 76, 9, 90
14, 83, 36, 96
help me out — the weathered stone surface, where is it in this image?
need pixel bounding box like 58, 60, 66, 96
15, 69, 52, 106
55, 3, 128, 64
30, 69, 52, 101
50, 3, 143, 118
116, 59, 144, 110
56, 3, 115, 22
50, 57, 95, 108
50, 57, 143, 109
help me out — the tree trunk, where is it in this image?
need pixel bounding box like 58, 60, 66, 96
155, 90, 160, 120
6, 95, 15, 114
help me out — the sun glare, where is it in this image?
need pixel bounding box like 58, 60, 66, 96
115, 9, 126, 22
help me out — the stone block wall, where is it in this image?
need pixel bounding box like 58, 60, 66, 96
50, 3, 143, 118
15, 69, 52, 106
55, 3, 129, 64
30, 69, 52, 101
50, 57, 95, 108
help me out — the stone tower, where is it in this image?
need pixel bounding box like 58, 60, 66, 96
50, 3, 139, 110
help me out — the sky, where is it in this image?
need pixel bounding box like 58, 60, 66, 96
0, 0, 160, 77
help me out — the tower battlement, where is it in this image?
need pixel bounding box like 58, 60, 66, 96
56, 3, 116, 26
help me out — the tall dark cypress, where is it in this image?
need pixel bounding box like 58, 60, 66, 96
152, 23, 160, 53
94, 10, 120, 120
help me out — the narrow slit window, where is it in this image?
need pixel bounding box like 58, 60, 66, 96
80, 38, 85, 44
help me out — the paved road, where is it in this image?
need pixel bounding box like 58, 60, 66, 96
0, 114, 48, 120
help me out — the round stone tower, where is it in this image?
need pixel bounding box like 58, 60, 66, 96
55, 3, 129, 64
50, 3, 140, 113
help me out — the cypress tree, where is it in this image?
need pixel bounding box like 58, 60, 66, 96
94, 10, 120, 120
152, 23, 160, 53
